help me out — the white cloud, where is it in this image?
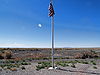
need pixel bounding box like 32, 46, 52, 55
38, 24, 42, 27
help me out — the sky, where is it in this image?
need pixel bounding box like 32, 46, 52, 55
0, 0, 100, 48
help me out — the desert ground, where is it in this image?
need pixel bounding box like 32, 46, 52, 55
0, 48, 100, 75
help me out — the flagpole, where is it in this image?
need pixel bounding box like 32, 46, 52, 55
48, 0, 55, 69
51, 15, 54, 68
50, 0, 54, 69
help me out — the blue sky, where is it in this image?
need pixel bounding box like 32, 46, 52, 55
0, 0, 100, 48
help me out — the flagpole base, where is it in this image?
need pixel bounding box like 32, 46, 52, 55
48, 67, 59, 70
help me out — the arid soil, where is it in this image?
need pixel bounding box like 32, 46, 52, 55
0, 62, 100, 75
0, 48, 100, 75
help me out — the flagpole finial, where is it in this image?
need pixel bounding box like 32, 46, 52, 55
50, 0, 53, 3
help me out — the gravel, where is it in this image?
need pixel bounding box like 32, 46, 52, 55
0, 62, 100, 75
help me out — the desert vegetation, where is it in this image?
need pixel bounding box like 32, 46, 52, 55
36, 59, 98, 70
74, 50, 99, 59
0, 50, 12, 59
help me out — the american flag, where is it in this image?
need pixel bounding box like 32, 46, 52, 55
49, 2, 55, 17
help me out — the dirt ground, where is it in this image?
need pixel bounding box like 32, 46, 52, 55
0, 48, 100, 75
0, 62, 100, 75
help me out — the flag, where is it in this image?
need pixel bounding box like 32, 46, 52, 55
49, 2, 55, 17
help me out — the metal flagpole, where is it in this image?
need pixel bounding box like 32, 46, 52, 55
51, 15, 54, 68
48, 0, 55, 69
48, 0, 57, 69
50, 0, 54, 69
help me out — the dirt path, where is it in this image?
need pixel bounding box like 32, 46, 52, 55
76, 64, 90, 75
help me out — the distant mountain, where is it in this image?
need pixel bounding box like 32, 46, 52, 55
63, 47, 72, 48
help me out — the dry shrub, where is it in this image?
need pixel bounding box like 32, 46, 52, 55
74, 50, 98, 59
1, 50, 12, 59
4, 50, 12, 59
0, 53, 4, 59
83, 51, 98, 58
74, 53, 83, 59
10, 68, 17, 71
